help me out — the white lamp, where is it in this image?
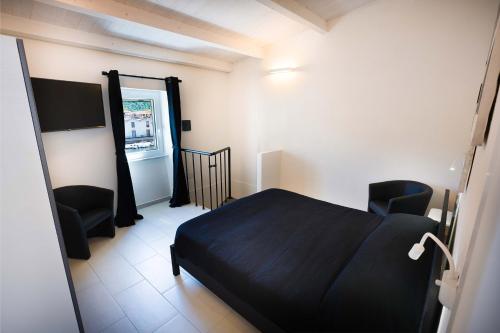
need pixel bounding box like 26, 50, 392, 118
409, 232, 458, 309
267, 67, 296, 75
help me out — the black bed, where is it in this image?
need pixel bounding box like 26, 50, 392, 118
170, 189, 446, 332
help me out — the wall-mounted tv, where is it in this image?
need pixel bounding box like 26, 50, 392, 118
31, 77, 106, 132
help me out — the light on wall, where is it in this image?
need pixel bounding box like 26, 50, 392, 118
266, 67, 298, 83
267, 67, 296, 75
449, 156, 465, 172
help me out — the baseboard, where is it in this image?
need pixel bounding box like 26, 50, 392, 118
137, 196, 171, 209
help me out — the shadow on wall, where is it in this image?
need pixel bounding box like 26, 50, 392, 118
278, 151, 320, 198
260, 149, 455, 215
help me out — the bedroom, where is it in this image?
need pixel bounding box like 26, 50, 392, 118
1, 0, 499, 332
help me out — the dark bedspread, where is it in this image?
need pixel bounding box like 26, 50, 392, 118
174, 189, 437, 332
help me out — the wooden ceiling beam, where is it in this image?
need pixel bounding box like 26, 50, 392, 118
255, 0, 328, 33
0, 14, 233, 72
33, 0, 263, 58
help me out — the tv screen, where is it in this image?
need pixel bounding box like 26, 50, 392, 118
31, 77, 106, 132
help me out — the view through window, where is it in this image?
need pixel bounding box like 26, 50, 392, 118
123, 99, 157, 153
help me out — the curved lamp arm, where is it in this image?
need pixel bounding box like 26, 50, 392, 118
408, 232, 459, 308
409, 232, 457, 277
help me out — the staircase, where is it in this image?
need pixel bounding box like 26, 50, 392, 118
181, 147, 232, 210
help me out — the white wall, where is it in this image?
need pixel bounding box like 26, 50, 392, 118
129, 157, 171, 205
22, 38, 230, 206
1, 35, 79, 333
228, 0, 498, 209
446, 86, 500, 332
21, 0, 497, 210
257, 150, 282, 191
227, 58, 262, 197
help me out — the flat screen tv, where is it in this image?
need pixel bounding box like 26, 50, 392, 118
31, 77, 106, 132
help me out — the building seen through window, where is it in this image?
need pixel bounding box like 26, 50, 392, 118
123, 99, 157, 152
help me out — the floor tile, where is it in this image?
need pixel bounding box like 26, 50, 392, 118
163, 284, 225, 333
130, 220, 167, 243
143, 215, 178, 231
154, 315, 200, 333
180, 268, 196, 280
89, 251, 144, 295
150, 222, 179, 243
153, 203, 204, 222
115, 280, 178, 333
88, 236, 118, 260
69, 259, 100, 293
134, 255, 178, 293
76, 283, 124, 333
112, 231, 156, 265
140, 214, 168, 227
101, 317, 138, 333
139, 206, 172, 222
139, 202, 168, 213
149, 236, 174, 260
182, 278, 232, 317
209, 310, 259, 333
71, 203, 259, 333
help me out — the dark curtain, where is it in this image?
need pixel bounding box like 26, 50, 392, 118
107, 70, 142, 226
165, 76, 190, 207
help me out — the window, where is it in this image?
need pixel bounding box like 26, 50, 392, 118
124, 99, 157, 152
122, 88, 170, 161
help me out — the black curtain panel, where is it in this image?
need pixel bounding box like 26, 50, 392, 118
107, 70, 143, 226
165, 76, 190, 207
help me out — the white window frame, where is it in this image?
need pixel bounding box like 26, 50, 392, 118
121, 87, 170, 161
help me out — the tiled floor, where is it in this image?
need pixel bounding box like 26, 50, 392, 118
69, 202, 259, 333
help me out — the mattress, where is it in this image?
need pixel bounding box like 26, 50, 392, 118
174, 189, 437, 332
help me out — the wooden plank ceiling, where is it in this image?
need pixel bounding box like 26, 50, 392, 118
0, 0, 374, 71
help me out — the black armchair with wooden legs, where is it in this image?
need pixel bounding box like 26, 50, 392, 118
54, 185, 115, 259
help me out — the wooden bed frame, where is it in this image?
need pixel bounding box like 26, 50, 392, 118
170, 190, 449, 333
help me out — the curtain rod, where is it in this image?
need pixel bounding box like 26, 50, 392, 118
101, 71, 182, 82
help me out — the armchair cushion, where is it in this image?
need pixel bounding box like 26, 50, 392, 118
81, 209, 113, 231
368, 200, 388, 217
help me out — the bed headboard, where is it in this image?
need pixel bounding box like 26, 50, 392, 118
418, 189, 449, 333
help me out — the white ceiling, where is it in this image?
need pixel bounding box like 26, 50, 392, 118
0, 0, 375, 67
0, 0, 248, 62
297, 0, 374, 22
128, 0, 306, 45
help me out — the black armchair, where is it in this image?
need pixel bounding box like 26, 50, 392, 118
368, 180, 433, 217
54, 185, 115, 259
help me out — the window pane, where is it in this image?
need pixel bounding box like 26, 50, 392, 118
123, 99, 158, 152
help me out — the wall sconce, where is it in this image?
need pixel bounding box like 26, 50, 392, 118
267, 67, 296, 75
409, 232, 459, 309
